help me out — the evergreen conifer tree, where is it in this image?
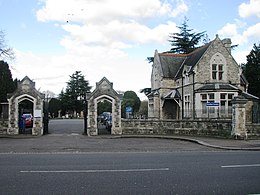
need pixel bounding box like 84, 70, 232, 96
59, 71, 92, 115
243, 43, 260, 98
169, 18, 206, 54
0, 60, 16, 102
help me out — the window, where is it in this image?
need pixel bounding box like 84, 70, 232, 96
220, 93, 234, 116
228, 94, 234, 114
200, 92, 234, 118
201, 94, 207, 114
201, 94, 207, 100
183, 72, 189, 85
212, 64, 223, 80
208, 93, 214, 100
210, 53, 226, 81
200, 93, 215, 115
220, 93, 226, 114
218, 65, 223, 80
212, 64, 217, 79
184, 95, 191, 117
208, 93, 215, 113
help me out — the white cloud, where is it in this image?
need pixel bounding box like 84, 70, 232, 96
11, 49, 68, 92
61, 20, 177, 48
217, 23, 245, 45
232, 49, 250, 64
239, 0, 260, 18
170, 0, 189, 17
217, 23, 238, 37
37, 0, 183, 50
243, 22, 260, 39
37, 0, 186, 23
36, 0, 185, 54
217, 21, 260, 49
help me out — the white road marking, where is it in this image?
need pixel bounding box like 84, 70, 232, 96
20, 168, 169, 173
221, 164, 260, 168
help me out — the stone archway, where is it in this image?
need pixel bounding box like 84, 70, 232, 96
87, 77, 122, 135
18, 95, 34, 134
7, 76, 44, 135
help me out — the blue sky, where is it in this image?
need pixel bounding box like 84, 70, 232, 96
0, 0, 259, 98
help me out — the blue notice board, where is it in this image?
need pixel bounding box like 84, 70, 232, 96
125, 106, 133, 112
206, 102, 220, 106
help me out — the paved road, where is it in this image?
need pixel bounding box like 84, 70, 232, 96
0, 151, 259, 195
49, 119, 110, 135
49, 119, 84, 134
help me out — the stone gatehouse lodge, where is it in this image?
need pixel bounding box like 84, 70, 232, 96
146, 35, 259, 123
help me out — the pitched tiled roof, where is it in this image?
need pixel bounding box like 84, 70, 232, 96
164, 89, 181, 99
158, 43, 211, 79
241, 92, 259, 100
159, 54, 185, 78
240, 73, 249, 85
175, 43, 211, 78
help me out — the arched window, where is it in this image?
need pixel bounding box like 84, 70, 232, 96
210, 53, 226, 81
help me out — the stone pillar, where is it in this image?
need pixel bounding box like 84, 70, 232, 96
87, 99, 97, 136
231, 96, 248, 139
153, 94, 160, 119
111, 99, 122, 135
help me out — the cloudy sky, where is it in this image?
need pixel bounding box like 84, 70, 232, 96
0, 0, 260, 99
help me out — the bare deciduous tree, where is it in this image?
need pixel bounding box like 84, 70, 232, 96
0, 30, 14, 60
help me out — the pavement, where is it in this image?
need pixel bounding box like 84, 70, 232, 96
0, 133, 260, 151
120, 135, 260, 151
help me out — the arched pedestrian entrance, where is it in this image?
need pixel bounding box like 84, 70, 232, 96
87, 77, 122, 135
18, 96, 34, 134
7, 76, 44, 135
97, 97, 112, 135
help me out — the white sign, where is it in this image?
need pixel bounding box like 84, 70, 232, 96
34, 110, 42, 118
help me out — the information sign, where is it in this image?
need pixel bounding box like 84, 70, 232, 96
125, 106, 133, 113
206, 102, 220, 106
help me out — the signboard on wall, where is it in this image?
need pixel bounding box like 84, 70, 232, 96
125, 106, 133, 113
206, 102, 219, 107
34, 109, 42, 118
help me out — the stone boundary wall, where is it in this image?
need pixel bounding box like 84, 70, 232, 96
122, 119, 260, 138
246, 124, 260, 138
121, 119, 232, 137
0, 120, 8, 135
1, 118, 259, 138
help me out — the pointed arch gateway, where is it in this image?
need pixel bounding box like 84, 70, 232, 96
87, 77, 122, 135
7, 76, 45, 135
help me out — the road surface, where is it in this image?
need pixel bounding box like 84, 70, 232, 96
0, 151, 259, 194
49, 119, 110, 135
